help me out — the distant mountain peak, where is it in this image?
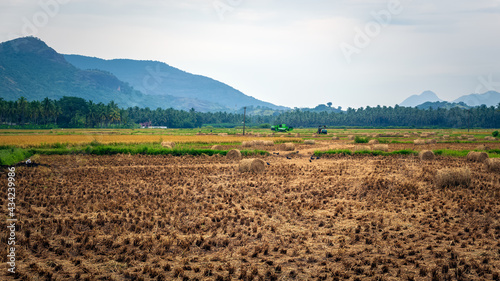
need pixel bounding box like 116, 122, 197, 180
453, 91, 500, 107
399, 90, 443, 107
1, 37, 66, 64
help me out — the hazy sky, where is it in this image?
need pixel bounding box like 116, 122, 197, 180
1, 0, 500, 108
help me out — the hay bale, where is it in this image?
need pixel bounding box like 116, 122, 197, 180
467, 138, 475, 142
476, 145, 490, 151
355, 146, 371, 151
442, 135, 449, 139
421, 133, 429, 138
414, 139, 426, 145
304, 140, 315, 145
253, 140, 265, 146
280, 143, 295, 151
161, 141, 175, 148
331, 136, 339, 140
348, 135, 355, 140
485, 159, 500, 172
312, 134, 318, 138
368, 139, 379, 145
435, 168, 471, 188
419, 150, 435, 161
484, 136, 496, 141
211, 145, 223, 150
263, 141, 274, 146
426, 139, 437, 144
403, 134, 411, 138
372, 134, 381, 138
239, 159, 266, 173
373, 144, 389, 152
466, 151, 488, 162
242, 141, 254, 148
295, 133, 300, 137
226, 149, 242, 160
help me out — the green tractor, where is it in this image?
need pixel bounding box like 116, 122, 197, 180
271, 124, 293, 132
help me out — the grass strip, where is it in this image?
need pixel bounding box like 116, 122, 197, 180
0, 146, 33, 166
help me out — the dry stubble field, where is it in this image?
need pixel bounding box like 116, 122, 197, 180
1, 141, 500, 280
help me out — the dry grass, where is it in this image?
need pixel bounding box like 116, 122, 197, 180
425, 139, 437, 144
211, 145, 223, 150
368, 139, 379, 144
435, 168, 471, 188
4, 154, 500, 280
304, 140, 315, 145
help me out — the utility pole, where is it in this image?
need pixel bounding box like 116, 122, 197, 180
243, 107, 247, 136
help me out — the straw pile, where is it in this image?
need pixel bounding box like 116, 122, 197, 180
466, 151, 488, 162
239, 159, 266, 173
368, 139, 379, 145
414, 139, 426, 145
161, 141, 175, 148
331, 136, 339, 140
485, 159, 500, 172
263, 141, 274, 146
304, 140, 315, 145
419, 150, 435, 161
426, 139, 437, 144
226, 149, 242, 160
373, 144, 389, 152
242, 141, 254, 147
435, 168, 471, 188
355, 146, 371, 151
485, 136, 496, 141
211, 145, 223, 150
476, 145, 490, 151
348, 135, 355, 140
280, 143, 295, 151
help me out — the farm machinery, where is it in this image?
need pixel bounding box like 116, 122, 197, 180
271, 124, 293, 132
317, 125, 328, 134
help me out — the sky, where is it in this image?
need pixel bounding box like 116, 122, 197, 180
1, 0, 500, 109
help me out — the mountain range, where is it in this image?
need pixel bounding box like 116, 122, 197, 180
400, 90, 500, 108
0, 37, 285, 112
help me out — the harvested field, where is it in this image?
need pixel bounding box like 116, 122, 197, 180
1, 153, 500, 280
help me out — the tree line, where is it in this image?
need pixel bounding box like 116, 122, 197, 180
1, 97, 499, 129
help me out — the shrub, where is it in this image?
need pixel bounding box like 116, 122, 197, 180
354, 136, 369, 143
493, 131, 499, 137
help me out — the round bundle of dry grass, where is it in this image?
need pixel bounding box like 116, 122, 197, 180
373, 144, 389, 152
253, 140, 265, 146
304, 140, 315, 145
161, 141, 175, 148
226, 149, 242, 160
414, 139, 426, 145
355, 145, 371, 151
419, 150, 435, 161
211, 145, 223, 150
403, 134, 411, 138
484, 159, 500, 172
467, 138, 475, 142
484, 136, 495, 141
348, 135, 355, 140
312, 134, 318, 138
372, 134, 381, 138
280, 143, 295, 151
263, 140, 274, 146
435, 168, 471, 188
368, 139, 379, 145
295, 133, 300, 137
242, 141, 254, 147
476, 145, 490, 150
239, 158, 266, 173
426, 139, 437, 144
442, 135, 449, 139
421, 133, 430, 138
467, 151, 489, 162
331, 136, 339, 140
